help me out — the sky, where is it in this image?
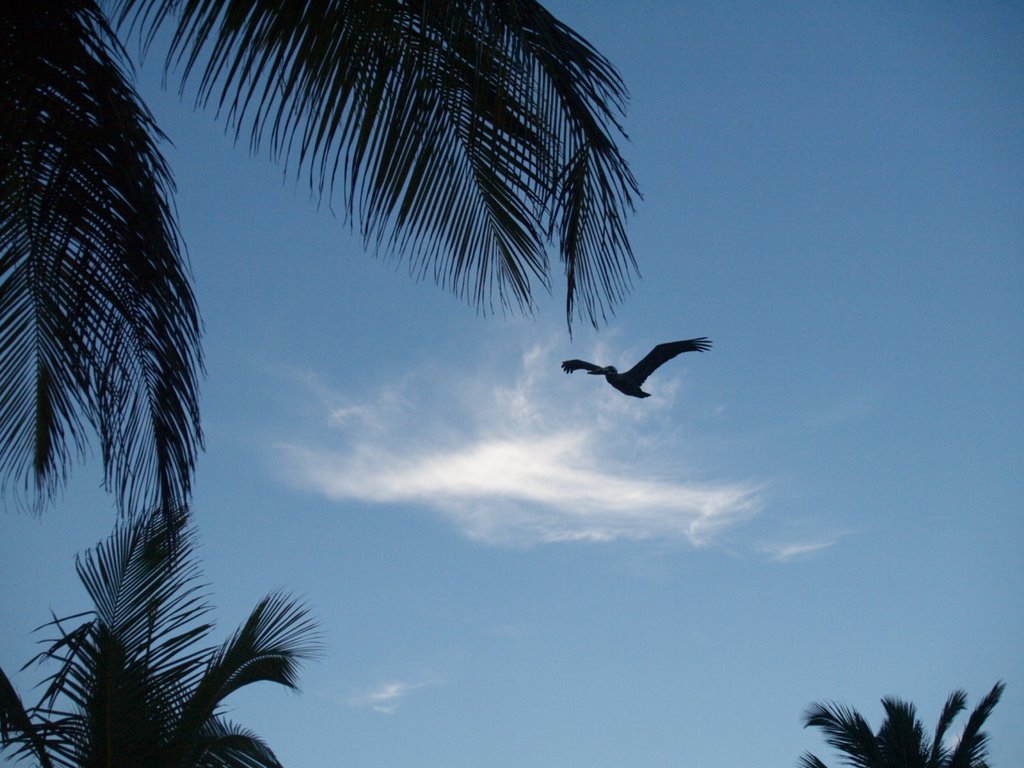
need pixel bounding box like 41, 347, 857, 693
2, 2, 1022, 767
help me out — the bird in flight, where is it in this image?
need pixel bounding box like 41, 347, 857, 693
561, 338, 712, 398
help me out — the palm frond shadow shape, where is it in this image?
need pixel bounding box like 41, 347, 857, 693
799, 682, 1006, 768
0, 506, 321, 768
2, 0, 640, 518
1, 1, 202, 517
110, 0, 640, 323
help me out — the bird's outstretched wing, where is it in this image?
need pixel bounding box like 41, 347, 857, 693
561, 359, 604, 374
624, 338, 712, 384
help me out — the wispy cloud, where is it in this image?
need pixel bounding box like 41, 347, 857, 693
351, 679, 436, 714
274, 340, 761, 547
760, 538, 840, 561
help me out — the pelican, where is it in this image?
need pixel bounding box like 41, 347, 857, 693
561, 337, 712, 398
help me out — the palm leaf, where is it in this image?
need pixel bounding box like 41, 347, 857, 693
928, 689, 967, 768
185, 590, 320, 704
803, 701, 883, 768
194, 718, 283, 768
73, 505, 213, 689
111, 0, 640, 328
171, 591, 320, 766
0, 667, 57, 768
947, 682, 1004, 768
26, 614, 95, 712
797, 754, 832, 768
877, 697, 928, 768
9, 613, 102, 768
0, 0, 203, 517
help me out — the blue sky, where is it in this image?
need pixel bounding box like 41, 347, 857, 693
2, 2, 1022, 767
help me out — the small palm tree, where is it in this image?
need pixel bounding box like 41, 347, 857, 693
799, 682, 1006, 768
1, 0, 639, 517
0, 505, 321, 767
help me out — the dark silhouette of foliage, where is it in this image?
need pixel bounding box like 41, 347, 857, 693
111, 0, 640, 324
1, 0, 202, 517
0, 505, 321, 767
799, 682, 1005, 768
1, 0, 638, 517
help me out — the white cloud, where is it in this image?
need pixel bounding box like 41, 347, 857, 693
760, 538, 839, 561
274, 341, 761, 547
351, 679, 435, 714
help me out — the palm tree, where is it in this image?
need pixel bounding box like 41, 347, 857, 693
0, 505, 321, 767
1, 0, 640, 517
799, 682, 1006, 768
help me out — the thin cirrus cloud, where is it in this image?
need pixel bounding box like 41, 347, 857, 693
275, 342, 762, 547
351, 680, 435, 714
760, 538, 840, 561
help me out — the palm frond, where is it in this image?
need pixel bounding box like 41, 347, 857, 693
506, 1, 640, 326
171, 591, 320, 763
797, 753, 832, 768
5, 613, 94, 768
190, 591, 320, 704
27, 616, 96, 712
73, 506, 214, 688
928, 690, 967, 768
947, 682, 1004, 768
194, 718, 283, 768
0, 667, 57, 768
803, 701, 883, 768
111, 0, 639, 329
25, 619, 179, 767
0, 0, 203, 517
877, 697, 928, 768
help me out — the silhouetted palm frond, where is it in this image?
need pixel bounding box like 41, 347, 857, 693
928, 691, 967, 768
803, 701, 883, 768
947, 683, 1004, 768
170, 591, 321, 765
802, 684, 1006, 768
112, 0, 640, 327
0, 506, 319, 768
0, 0, 203, 517
0, 667, 56, 768
195, 718, 283, 768
798, 754, 832, 768
877, 698, 928, 767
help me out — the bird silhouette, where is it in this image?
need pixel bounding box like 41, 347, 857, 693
561, 338, 712, 398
